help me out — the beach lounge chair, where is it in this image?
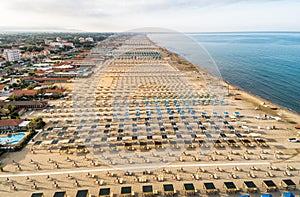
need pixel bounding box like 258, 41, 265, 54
282, 192, 295, 197
261, 194, 273, 197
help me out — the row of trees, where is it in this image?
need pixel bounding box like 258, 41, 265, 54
0, 104, 19, 119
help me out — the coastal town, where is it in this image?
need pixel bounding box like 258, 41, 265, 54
0, 32, 111, 153
0, 32, 299, 197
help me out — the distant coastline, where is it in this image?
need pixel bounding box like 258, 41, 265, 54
148, 32, 300, 115
148, 34, 300, 125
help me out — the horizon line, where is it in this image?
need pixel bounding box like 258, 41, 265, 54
1, 30, 300, 34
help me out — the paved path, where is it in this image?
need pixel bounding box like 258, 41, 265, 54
0, 161, 270, 178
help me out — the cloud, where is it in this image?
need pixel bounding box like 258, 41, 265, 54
4, 0, 287, 17
0, 0, 299, 32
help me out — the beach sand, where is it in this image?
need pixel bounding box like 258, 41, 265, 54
0, 35, 299, 197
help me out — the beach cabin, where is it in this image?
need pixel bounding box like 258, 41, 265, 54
262, 180, 277, 192
59, 146, 69, 154
124, 142, 133, 150
53, 191, 66, 197
154, 141, 162, 149
76, 190, 89, 197
120, 186, 134, 197
99, 188, 111, 197
203, 182, 218, 194
241, 139, 254, 147
243, 181, 258, 193
76, 145, 87, 154
139, 141, 148, 150
31, 193, 44, 197
163, 184, 176, 196
280, 179, 296, 190
255, 138, 268, 147
142, 185, 157, 196
183, 183, 196, 195
223, 181, 239, 193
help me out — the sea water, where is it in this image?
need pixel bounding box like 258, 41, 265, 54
149, 32, 300, 114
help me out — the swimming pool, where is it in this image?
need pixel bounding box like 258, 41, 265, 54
0, 132, 27, 145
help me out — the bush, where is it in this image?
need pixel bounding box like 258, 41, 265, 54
29, 117, 46, 129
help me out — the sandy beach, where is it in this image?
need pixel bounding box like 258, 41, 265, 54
0, 34, 299, 197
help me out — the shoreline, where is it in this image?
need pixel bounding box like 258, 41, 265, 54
0, 34, 299, 197
151, 39, 300, 128
155, 37, 300, 115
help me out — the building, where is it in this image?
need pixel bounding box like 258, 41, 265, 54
49, 42, 64, 48
62, 42, 74, 48
0, 59, 6, 67
0, 85, 10, 95
11, 90, 38, 97
49, 42, 74, 48
22, 50, 50, 59
0, 101, 48, 109
23, 77, 71, 83
0, 119, 27, 131
0, 61, 5, 67
79, 37, 85, 43
3, 49, 21, 62
79, 37, 94, 43
86, 37, 94, 42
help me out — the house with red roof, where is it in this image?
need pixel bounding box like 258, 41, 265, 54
0, 119, 28, 131
0, 85, 10, 95
11, 90, 38, 97
24, 77, 71, 83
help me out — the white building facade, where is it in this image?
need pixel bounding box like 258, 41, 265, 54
4, 49, 21, 62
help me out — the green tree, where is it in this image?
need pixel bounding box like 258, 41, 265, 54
10, 111, 19, 119
3, 104, 16, 113
29, 117, 46, 129
4, 61, 11, 67
9, 94, 18, 101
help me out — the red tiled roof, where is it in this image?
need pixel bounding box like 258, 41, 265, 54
35, 70, 45, 74
12, 90, 38, 96
24, 77, 71, 82
38, 82, 54, 86
45, 89, 65, 93
0, 119, 24, 127
0, 85, 7, 90
54, 62, 68, 67
34, 77, 71, 81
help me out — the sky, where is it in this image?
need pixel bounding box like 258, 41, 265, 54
0, 0, 300, 32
